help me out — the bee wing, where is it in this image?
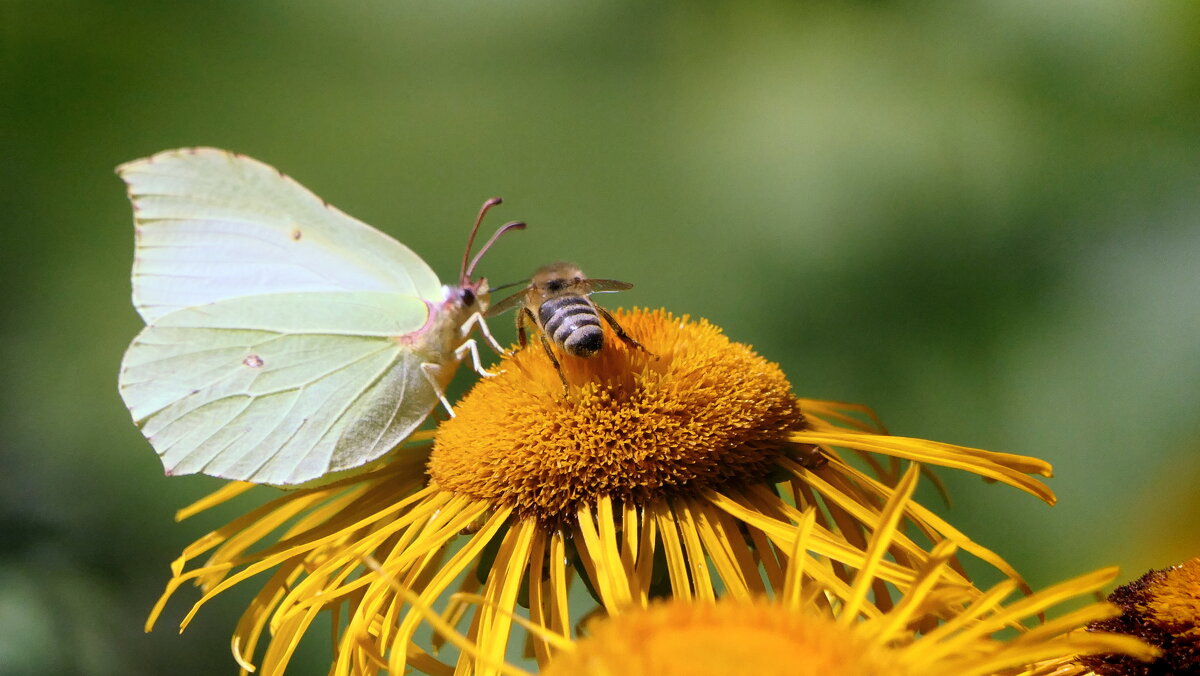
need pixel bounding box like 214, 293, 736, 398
486, 287, 531, 317
583, 279, 634, 294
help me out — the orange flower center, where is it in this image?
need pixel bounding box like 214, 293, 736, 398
1148, 557, 1200, 639
1083, 557, 1200, 675
428, 308, 805, 525
542, 599, 899, 676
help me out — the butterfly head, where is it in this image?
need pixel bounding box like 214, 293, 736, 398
441, 277, 488, 318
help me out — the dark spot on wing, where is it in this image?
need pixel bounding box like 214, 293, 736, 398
243, 354, 264, 368
291, 229, 302, 241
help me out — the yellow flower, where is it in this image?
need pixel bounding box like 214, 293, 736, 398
1068, 557, 1200, 676
544, 600, 896, 676
391, 465, 1157, 676
149, 308, 1063, 674
431, 308, 805, 527
539, 542, 1156, 675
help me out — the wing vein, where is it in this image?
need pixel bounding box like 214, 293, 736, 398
267, 345, 410, 481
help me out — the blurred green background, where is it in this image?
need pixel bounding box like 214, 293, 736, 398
4, 1, 1199, 674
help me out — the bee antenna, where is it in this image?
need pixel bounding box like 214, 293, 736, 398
466, 221, 526, 280
486, 278, 531, 294
460, 197, 504, 285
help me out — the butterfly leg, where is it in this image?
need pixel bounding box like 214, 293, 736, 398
461, 311, 506, 355
455, 338, 498, 378
421, 362, 456, 418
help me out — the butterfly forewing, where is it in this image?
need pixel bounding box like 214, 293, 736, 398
120, 148, 443, 323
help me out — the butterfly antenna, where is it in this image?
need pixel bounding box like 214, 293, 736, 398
461, 197, 504, 285
467, 221, 526, 279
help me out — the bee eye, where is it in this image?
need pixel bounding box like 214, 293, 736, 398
461, 289, 476, 306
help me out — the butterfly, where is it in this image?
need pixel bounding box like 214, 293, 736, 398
117, 148, 522, 485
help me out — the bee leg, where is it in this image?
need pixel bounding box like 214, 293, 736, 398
420, 362, 456, 417
455, 339, 499, 378
538, 332, 570, 396
595, 306, 656, 357
514, 307, 536, 353
461, 311, 506, 355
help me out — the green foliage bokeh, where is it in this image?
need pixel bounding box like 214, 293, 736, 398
3, 2, 1199, 674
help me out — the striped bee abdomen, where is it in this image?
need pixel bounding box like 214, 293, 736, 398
539, 295, 604, 357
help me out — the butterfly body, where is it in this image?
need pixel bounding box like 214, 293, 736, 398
117, 148, 517, 486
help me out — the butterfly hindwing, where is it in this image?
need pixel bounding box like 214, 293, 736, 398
119, 291, 441, 485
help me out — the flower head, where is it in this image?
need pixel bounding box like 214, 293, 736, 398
536, 553, 1156, 676
425, 465, 1156, 676
149, 308, 1066, 675
430, 309, 805, 526
1076, 557, 1200, 675
542, 600, 895, 676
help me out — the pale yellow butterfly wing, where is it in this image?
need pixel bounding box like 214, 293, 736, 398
118, 150, 462, 485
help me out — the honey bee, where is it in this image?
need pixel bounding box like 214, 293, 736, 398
488, 262, 650, 391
